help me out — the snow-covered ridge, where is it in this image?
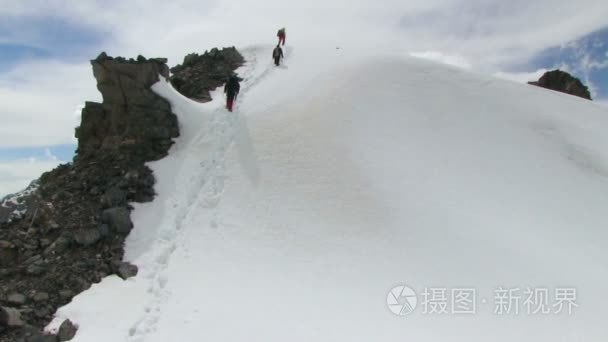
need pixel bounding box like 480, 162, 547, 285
48, 44, 608, 341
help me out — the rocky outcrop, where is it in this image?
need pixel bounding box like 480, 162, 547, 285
0, 53, 179, 342
170, 47, 245, 102
529, 70, 592, 100
76, 53, 179, 161
0, 153, 158, 341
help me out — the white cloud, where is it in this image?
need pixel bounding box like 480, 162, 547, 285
0, 158, 61, 196
0, 0, 607, 148
44, 148, 58, 161
587, 58, 608, 70
0, 60, 99, 147
6, 0, 608, 68
596, 98, 608, 108
493, 69, 548, 83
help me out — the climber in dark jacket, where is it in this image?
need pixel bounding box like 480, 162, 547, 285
272, 45, 284, 66
224, 74, 240, 112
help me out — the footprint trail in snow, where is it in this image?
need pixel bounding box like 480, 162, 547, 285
126, 46, 281, 341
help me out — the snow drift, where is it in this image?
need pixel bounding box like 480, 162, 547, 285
48, 44, 608, 341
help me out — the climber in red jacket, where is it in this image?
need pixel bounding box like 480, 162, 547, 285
277, 28, 286, 46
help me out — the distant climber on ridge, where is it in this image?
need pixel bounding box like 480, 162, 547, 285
272, 45, 284, 67
224, 74, 240, 112
277, 28, 286, 46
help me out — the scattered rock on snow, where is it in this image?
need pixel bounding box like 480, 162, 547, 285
113, 261, 138, 280
57, 319, 77, 341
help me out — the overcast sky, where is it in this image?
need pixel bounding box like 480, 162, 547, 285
1, 0, 607, 195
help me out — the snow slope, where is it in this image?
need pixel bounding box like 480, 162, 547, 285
48, 44, 608, 341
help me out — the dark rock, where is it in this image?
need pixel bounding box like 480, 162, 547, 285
96, 51, 108, 61
72, 277, 91, 292
529, 69, 592, 100
34, 308, 50, 319
0, 207, 12, 224
97, 224, 110, 237
44, 237, 70, 255
57, 319, 77, 341
0, 240, 17, 267
0, 306, 24, 327
58, 290, 74, 300
23, 242, 39, 251
7, 293, 27, 306
32, 293, 49, 303
100, 187, 127, 208
101, 207, 133, 234
25, 255, 42, 265
73, 229, 102, 246
0, 240, 14, 248
170, 47, 245, 102
26, 264, 46, 276
27, 333, 58, 342
39, 239, 52, 248
76, 54, 179, 160
113, 261, 138, 280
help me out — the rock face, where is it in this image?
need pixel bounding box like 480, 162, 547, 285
76, 53, 179, 161
0, 48, 244, 341
0, 53, 179, 342
170, 47, 245, 102
529, 70, 592, 100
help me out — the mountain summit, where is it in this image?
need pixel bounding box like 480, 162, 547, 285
47, 45, 608, 341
